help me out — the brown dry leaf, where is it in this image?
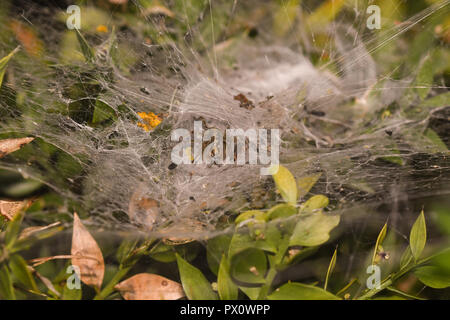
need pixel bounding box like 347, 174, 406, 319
0, 199, 32, 221
234, 93, 255, 110
128, 191, 159, 230
0, 137, 34, 159
71, 213, 105, 291
115, 273, 185, 300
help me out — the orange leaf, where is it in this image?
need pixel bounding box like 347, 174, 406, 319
115, 273, 185, 300
10, 20, 43, 57
137, 112, 162, 132
71, 213, 105, 291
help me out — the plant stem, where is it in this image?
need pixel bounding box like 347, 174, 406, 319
94, 239, 155, 300
357, 278, 393, 300
256, 235, 290, 300
94, 266, 131, 300
257, 267, 278, 299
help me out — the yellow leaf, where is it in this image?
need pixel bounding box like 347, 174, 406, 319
137, 112, 162, 131
297, 173, 322, 199
272, 165, 298, 206
372, 223, 387, 265
273, 0, 301, 36
0, 47, 19, 87
306, 0, 346, 30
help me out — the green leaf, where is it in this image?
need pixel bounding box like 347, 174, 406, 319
414, 266, 450, 289
433, 205, 450, 235
324, 248, 337, 291
5, 211, 24, 247
433, 249, 450, 275
0, 47, 19, 87
207, 235, 232, 275
75, 29, 95, 63
282, 246, 319, 266
385, 287, 425, 300
400, 246, 413, 270
372, 295, 407, 300
300, 195, 329, 213
421, 92, 450, 108
297, 173, 321, 199
217, 255, 238, 300
268, 282, 340, 300
149, 243, 176, 263
381, 145, 404, 166
239, 286, 261, 300
272, 165, 297, 205
290, 210, 339, 247
176, 253, 217, 300
115, 239, 139, 265
230, 248, 267, 285
62, 283, 82, 300
409, 210, 426, 260
372, 223, 388, 265
228, 226, 281, 258
267, 204, 297, 221
424, 128, 448, 152
235, 210, 267, 226
92, 99, 117, 125
9, 255, 38, 291
0, 264, 15, 300
414, 53, 434, 100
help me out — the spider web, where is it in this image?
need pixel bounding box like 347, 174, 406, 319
0, 0, 449, 243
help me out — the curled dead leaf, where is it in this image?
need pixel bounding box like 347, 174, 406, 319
128, 191, 159, 230
0, 137, 34, 158
0, 199, 33, 221
115, 273, 184, 300
71, 213, 105, 291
